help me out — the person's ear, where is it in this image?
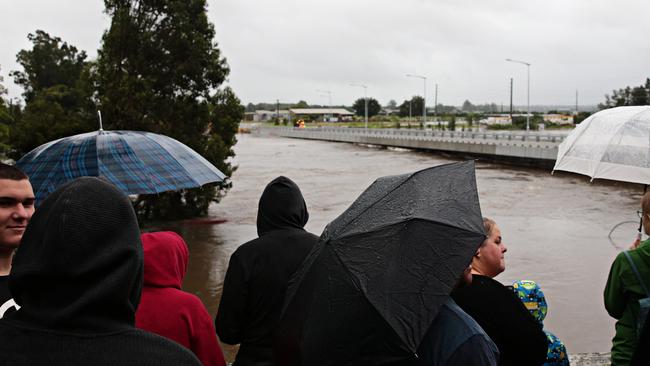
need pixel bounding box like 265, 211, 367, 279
474, 249, 481, 258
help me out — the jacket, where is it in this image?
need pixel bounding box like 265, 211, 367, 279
451, 274, 547, 366
605, 239, 650, 366
216, 176, 319, 366
0, 177, 200, 366
136, 231, 226, 366
416, 298, 499, 366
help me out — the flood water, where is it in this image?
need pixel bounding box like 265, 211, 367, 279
165, 133, 644, 357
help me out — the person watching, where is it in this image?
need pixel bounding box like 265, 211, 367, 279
0, 177, 201, 365
451, 217, 548, 366
0, 163, 35, 318
605, 192, 650, 366
416, 265, 499, 366
216, 176, 319, 366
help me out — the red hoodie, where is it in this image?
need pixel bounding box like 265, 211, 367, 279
136, 231, 226, 366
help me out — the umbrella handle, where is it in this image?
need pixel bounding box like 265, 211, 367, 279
97, 110, 103, 131
641, 185, 648, 234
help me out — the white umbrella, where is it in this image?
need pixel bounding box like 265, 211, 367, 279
553, 106, 650, 184
553, 106, 650, 246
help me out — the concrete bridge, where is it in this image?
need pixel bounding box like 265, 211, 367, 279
257, 126, 570, 166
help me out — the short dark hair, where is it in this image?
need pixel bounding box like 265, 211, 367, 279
0, 163, 29, 181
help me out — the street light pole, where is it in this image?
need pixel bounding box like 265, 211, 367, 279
505, 58, 531, 131
406, 74, 427, 125
350, 83, 368, 129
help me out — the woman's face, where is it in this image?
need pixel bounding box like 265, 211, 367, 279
473, 224, 507, 278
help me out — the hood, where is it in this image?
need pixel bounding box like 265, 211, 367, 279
9, 177, 143, 334
141, 231, 188, 289
256, 176, 309, 236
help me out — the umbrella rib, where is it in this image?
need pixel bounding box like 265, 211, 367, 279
138, 132, 201, 190
591, 108, 650, 181
553, 117, 594, 172
333, 164, 469, 238
328, 242, 420, 354
334, 217, 485, 243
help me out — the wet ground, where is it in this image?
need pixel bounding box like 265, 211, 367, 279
163, 133, 644, 359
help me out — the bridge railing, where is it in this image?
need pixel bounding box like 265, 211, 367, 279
280, 127, 568, 143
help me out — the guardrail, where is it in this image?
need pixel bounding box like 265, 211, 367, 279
276, 126, 568, 143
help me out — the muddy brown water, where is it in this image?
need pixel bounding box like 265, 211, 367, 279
162, 133, 643, 360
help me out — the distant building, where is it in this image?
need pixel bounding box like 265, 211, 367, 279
543, 114, 573, 125
380, 108, 399, 116
244, 110, 291, 122
480, 114, 512, 125
290, 108, 354, 122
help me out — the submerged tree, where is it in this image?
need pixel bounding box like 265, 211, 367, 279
96, 0, 242, 220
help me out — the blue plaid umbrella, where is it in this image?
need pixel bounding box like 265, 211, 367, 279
16, 130, 227, 205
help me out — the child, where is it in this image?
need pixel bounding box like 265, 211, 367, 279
512, 280, 570, 366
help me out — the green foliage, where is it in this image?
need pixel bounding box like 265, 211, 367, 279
573, 111, 592, 124
11, 30, 88, 104
466, 112, 477, 127
512, 115, 539, 130
352, 97, 381, 117
96, 0, 239, 220
0, 70, 11, 155
398, 96, 424, 117
449, 115, 456, 131
600, 78, 650, 109
8, 31, 96, 159
294, 100, 309, 108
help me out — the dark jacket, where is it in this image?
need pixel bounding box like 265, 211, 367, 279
216, 176, 319, 366
136, 231, 226, 366
0, 177, 200, 366
416, 298, 499, 366
451, 275, 547, 366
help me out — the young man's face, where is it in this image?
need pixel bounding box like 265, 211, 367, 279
0, 179, 35, 249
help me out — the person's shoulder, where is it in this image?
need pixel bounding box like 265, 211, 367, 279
230, 236, 265, 257
125, 329, 202, 365
444, 299, 491, 336
456, 275, 502, 295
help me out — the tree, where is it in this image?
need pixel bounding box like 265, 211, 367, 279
11, 30, 89, 104
398, 96, 424, 118
386, 99, 397, 109
293, 100, 309, 108
96, 0, 240, 220
0, 69, 12, 156
600, 78, 649, 109
448, 114, 456, 131
461, 100, 475, 112
352, 97, 380, 117
8, 31, 96, 159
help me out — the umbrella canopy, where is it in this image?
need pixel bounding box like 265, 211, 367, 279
16, 130, 226, 204
553, 106, 650, 184
276, 160, 485, 366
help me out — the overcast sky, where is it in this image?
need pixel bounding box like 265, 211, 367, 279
1, 0, 649, 108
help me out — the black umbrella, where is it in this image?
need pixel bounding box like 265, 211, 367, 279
275, 161, 486, 366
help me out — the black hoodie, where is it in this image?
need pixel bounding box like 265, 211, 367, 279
0, 177, 200, 366
216, 176, 319, 366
